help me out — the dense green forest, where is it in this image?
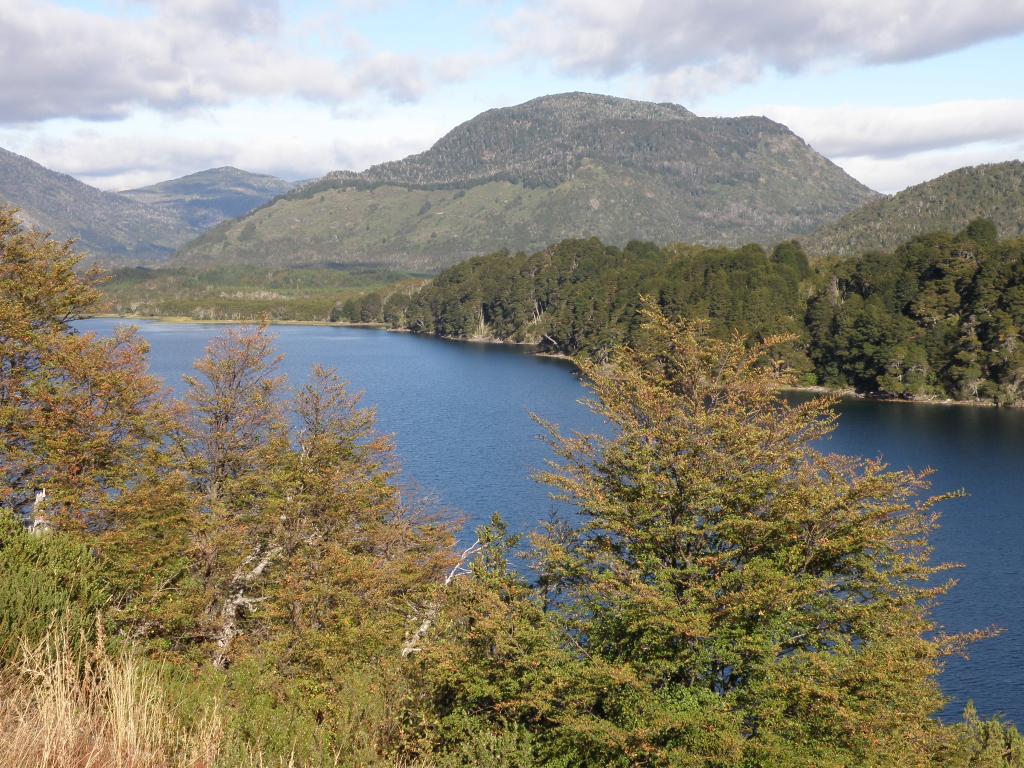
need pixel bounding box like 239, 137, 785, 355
5, 207, 1024, 766
342, 221, 1024, 405
807, 219, 1024, 403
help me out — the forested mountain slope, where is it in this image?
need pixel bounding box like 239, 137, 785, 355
175, 92, 878, 271
0, 148, 296, 265
0, 146, 193, 264
808, 161, 1024, 257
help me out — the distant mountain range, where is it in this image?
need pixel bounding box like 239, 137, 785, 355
0, 148, 292, 264
0, 147, 192, 263
175, 92, 879, 271
121, 167, 295, 232
4, 93, 1022, 271
806, 161, 1024, 257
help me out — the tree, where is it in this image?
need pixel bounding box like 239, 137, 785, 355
262, 365, 456, 692
0, 208, 164, 530
939, 703, 1024, 767
529, 301, 971, 766
963, 218, 999, 248
403, 515, 581, 767
949, 317, 985, 400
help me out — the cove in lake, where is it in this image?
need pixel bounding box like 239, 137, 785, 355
81, 318, 1024, 726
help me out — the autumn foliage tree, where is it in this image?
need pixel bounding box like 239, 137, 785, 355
0, 207, 164, 530
533, 302, 971, 765
412, 301, 999, 767
1, 211, 458, 763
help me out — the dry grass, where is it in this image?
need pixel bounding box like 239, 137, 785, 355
0, 621, 435, 768
0, 623, 222, 768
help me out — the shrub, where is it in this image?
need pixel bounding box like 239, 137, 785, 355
0, 513, 108, 662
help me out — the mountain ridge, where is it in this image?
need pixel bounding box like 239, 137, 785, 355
0, 146, 193, 264
807, 160, 1024, 256
315, 92, 701, 190
175, 92, 880, 271
122, 167, 295, 231
0, 149, 295, 265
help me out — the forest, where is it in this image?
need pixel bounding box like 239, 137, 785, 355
341, 219, 1024, 405
4, 207, 1024, 767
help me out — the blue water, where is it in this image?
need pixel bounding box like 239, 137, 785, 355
80, 319, 1024, 726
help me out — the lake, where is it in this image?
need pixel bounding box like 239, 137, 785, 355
81, 318, 1024, 726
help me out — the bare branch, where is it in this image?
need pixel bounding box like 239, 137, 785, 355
402, 539, 480, 657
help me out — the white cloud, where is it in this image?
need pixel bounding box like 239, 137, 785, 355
502, 0, 1024, 99
0, 101, 452, 189
3, 0, 1023, 196
760, 100, 1024, 159
0, 0, 464, 123
835, 143, 1024, 194
642, 56, 762, 102
738, 100, 1024, 192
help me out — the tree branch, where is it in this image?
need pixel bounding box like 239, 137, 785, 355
401, 539, 481, 657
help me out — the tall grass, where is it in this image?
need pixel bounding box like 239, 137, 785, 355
0, 622, 432, 768
0, 623, 222, 768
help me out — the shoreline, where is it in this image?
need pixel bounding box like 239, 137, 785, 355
91, 313, 1007, 410
779, 385, 1000, 409
434, 332, 573, 360
90, 313, 385, 329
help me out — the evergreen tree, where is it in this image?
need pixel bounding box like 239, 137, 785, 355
0, 512, 107, 661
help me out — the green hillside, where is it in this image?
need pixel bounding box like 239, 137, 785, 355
807, 160, 1024, 257
175, 92, 879, 271
100, 264, 417, 322
0, 149, 298, 265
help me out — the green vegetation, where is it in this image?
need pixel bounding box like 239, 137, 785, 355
3, 207, 1024, 766
371, 237, 809, 365
807, 222, 1024, 404
0, 513, 108, 662
100, 264, 422, 322
176, 92, 877, 271
808, 161, 1024, 257
361, 222, 1024, 405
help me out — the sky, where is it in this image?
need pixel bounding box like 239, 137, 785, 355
1, 0, 1023, 193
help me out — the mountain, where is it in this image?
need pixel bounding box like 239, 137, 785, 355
807, 161, 1024, 257
121, 167, 294, 231
175, 92, 879, 271
0, 146, 195, 264
0, 150, 298, 265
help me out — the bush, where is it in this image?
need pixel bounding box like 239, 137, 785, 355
0, 513, 108, 662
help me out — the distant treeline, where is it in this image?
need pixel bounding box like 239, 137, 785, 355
101, 265, 419, 322
340, 219, 1024, 405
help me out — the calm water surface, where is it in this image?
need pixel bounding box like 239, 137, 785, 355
81, 319, 1024, 725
